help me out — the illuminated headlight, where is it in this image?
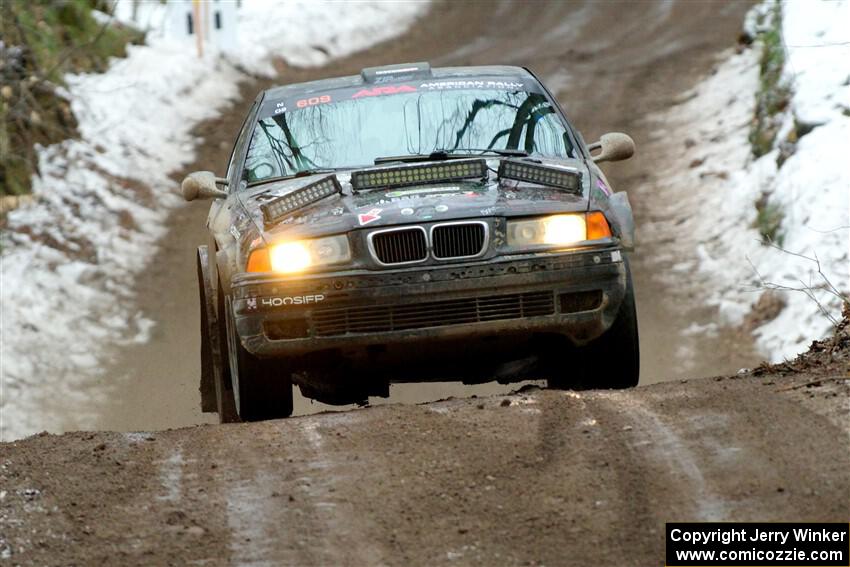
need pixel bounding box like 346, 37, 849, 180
247, 234, 351, 273
506, 212, 611, 250
269, 242, 312, 273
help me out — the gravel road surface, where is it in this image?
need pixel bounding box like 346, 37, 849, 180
1, 366, 847, 565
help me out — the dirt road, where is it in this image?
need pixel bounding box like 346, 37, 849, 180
3, 2, 848, 564
64, 0, 762, 435
3, 2, 849, 564
2, 361, 847, 565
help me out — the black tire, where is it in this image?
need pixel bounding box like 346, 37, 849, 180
196, 247, 218, 413
224, 295, 294, 421
215, 282, 240, 423
548, 263, 640, 390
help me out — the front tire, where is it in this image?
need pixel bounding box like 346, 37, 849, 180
196, 247, 218, 413
548, 262, 640, 390
215, 281, 239, 423
224, 296, 294, 421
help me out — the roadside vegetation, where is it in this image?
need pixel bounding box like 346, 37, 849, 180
752, 193, 785, 246
745, 1, 791, 247
0, 0, 142, 199
747, 1, 791, 159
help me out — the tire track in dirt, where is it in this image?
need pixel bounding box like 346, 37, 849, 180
596, 392, 730, 521
592, 381, 850, 524
173, 415, 389, 565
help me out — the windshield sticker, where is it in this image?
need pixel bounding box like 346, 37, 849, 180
352, 85, 417, 98
419, 80, 524, 91
400, 207, 414, 216
358, 208, 382, 225
435, 204, 448, 212
258, 75, 540, 119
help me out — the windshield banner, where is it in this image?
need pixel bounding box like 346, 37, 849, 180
258, 75, 543, 119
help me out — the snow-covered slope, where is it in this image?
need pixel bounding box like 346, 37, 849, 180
646, 0, 849, 362
0, 1, 429, 441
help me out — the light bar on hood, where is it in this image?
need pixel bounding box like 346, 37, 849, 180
498, 159, 581, 193
261, 175, 342, 225
350, 159, 487, 192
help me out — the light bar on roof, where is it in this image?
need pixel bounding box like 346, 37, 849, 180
351, 159, 487, 192
361, 62, 431, 83
498, 159, 581, 193
261, 175, 341, 225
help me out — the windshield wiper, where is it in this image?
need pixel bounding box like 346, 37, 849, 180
374, 148, 529, 165
374, 151, 453, 164
247, 168, 339, 187
453, 148, 530, 157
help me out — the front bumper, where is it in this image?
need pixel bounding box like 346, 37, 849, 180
230, 247, 627, 359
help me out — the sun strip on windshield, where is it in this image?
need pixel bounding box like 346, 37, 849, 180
258, 75, 541, 120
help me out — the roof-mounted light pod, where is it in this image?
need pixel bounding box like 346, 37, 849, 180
360, 62, 432, 83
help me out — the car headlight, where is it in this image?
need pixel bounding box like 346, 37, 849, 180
506, 212, 611, 250
247, 234, 351, 273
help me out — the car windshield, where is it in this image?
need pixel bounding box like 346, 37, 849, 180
243, 87, 575, 184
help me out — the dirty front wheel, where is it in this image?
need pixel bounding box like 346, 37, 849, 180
214, 282, 240, 423
224, 296, 294, 421
196, 246, 222, 414
548, 263, 640, 390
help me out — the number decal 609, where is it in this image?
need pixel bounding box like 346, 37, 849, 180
296, 95, 331, 108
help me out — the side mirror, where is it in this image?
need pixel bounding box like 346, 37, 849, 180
182, 171, 228, 201
588, 132, 635, 164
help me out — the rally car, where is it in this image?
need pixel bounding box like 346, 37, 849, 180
183, 62, 639, 422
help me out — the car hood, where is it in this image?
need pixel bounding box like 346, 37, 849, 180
239, 159, 591, 241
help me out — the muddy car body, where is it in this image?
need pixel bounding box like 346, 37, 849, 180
184, 63, 639, 421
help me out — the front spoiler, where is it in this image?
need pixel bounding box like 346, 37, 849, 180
230, 247, 628, 359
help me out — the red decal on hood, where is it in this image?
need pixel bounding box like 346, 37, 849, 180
358, 208, 382, 225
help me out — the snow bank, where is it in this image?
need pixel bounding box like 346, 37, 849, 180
0, 0, 429, 441
782, 0, 850, 126
647, 0, 849, 362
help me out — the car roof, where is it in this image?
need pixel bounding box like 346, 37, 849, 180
261, 64, 537, 101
